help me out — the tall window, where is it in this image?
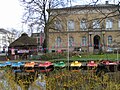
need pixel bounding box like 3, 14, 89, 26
69, 37, 74, 47
80, 20, 87, 31
67, 20, 74, 31
108, 35, 112, 45
2, 36, 6, 44
106, 19, 113, 29
56, 37, 61, 47
93, 20, 100, 29
54, 20, 62, 30
82, 36, 87, 46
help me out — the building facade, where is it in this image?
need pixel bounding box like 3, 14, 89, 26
31, 31, 45, 52
0, 28, 15, 53
48, 2, 120, 53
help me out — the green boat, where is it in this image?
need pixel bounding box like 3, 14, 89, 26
54, 61, 66, 69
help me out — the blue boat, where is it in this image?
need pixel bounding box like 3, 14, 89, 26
0, 63, 6, 68
11, 62, 25, 73
5, 61, 12, 66
17, 62, 25, 66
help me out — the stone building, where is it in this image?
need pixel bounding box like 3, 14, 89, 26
31, 31, 45, 52
0, 28, 15, 53
48, 1, 120, 53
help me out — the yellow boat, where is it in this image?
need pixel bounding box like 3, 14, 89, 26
70, 61, 82, 71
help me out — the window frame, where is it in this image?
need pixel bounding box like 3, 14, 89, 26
67, 20, 75, 31
82, 36, 87, 46
106, 19, 113, 29
54, 20, 62, 31
80, 19, 87, 31
93, 20, 100, 29
56, 37, 61, 47
108, 35, 112, 45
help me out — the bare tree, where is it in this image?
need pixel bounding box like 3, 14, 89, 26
20, 0, 67, 52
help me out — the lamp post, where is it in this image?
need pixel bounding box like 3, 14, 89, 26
67, 32, 70, 70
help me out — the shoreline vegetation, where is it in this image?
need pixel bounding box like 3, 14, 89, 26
0, 68, 120, 90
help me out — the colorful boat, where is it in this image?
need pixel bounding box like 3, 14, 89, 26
96, 60, 118, 76
0, 63, 6, 69
70, 61, 82, 71
37, 61, 54, 73
11, 62, 25, 73
24, 62, 36, 73
100, 60, 117, 72
54, 61, 66, 69
100, 60, 117, 65
87, 61, 98, 70
5, 61, 12, 66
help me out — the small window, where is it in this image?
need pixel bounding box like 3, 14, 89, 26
108, 35, 112, 45
67, 20, 74, 31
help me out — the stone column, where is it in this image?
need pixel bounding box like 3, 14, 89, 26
89, 32, 93, 53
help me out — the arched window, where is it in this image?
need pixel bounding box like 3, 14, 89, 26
56, 37, 61, 47
82, 36, 87, 46
108, 35, 112, 45
69, 37, 74, 47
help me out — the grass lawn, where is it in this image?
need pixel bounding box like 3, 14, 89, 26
51, 53, 120, 62
70, 53, 120, 61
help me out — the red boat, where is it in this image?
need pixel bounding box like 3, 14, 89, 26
100, 60, 117, 65
96, 60, 118, 76
87, 61, 98, 70
100, 60, 117, 72
37, 61, 54, 73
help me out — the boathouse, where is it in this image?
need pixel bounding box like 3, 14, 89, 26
8, 33, 37, 60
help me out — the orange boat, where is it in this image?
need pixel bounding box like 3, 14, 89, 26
37, 61, 54, 73
24, 62, 36, 73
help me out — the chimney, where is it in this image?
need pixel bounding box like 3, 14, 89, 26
105, 1, 109, 4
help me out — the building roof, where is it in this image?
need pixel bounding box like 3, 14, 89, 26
0, 28, 11, 34
9, 33, 37, 47
50, 3, 119, 11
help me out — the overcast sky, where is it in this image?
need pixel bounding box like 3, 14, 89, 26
0, 0, 118, 32
0, 0, 24, 31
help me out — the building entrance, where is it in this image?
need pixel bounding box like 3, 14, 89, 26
94, 35, 100, 50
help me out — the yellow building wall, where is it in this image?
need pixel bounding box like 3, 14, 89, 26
48, 6, 120, 53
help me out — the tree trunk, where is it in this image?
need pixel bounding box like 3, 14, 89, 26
43, 25, 49, 53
